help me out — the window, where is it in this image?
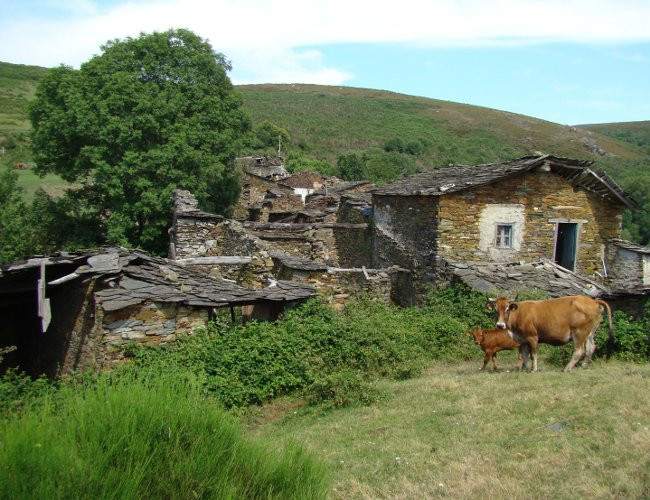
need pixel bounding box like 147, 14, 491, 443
495, 224, 513, 248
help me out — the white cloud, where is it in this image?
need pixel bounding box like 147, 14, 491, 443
1, 0, 649, 84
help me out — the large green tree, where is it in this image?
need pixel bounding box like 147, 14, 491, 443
29, 29, 250, 253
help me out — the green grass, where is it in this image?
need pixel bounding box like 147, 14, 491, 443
0, 370, 330, 499
250, 360, 650, 499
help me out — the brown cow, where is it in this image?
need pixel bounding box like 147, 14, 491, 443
467, 328, 523, 371
488, 295, 613, 372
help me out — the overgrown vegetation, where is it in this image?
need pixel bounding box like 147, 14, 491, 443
0, 371, 329, 498
121, 287, 650, 410
1, 286, 649, 497
128, 295, 481, 409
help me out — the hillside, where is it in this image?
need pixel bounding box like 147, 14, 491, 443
238, 84, 642, 167
0, 59, 647, 198
0, 62, 48, 163
579, 120, 650, 152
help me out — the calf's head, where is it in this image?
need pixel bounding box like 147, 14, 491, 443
487, 297, 517, 330
467, 329, 484, 345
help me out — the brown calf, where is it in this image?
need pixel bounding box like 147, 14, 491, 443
467, 328, 523, 371
488, 295, 613, 372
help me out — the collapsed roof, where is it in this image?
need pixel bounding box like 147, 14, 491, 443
442, 258, 609, 298
1, 248, 317, 314
373, 155, 638, 210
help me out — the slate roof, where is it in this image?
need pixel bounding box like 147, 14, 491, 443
1, 248, 316, 312
610, 238, 650, 255
442, 258, 609, 298
311, 180, 373, 196
373, 155, 638, 210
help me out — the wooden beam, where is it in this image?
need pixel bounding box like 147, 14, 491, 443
175, 256, 252, 266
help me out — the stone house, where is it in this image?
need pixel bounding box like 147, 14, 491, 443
371, 155, 639, 296
0, 248, 315, 377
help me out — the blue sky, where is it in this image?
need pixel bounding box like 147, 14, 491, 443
1, 0, 649, 125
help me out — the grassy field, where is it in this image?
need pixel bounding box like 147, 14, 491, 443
250, 360, 650, 499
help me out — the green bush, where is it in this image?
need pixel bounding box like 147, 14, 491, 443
0, 370, 329, 499
607, 309, 650, 362
131, 295, 483, 409
306, 369, 384, 408
0, 369, 55, 417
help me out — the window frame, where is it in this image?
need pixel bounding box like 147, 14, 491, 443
494, 224, 513, 249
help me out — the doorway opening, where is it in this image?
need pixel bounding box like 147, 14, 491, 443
554, 223, 578, 271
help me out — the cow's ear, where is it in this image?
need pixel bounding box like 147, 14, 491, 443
507, 302, 518, 311
486, 301, 495, 311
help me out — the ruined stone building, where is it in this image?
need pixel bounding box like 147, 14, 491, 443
3, 154, 646, 377
181, 153, 645, 306
169, 189, 414, 309
0, 248, 315, 377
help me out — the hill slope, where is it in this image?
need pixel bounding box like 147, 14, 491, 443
1, 61, 643, 171
579, 120, 650, 152
238, 83, 641, 167
1, 60, 647, 204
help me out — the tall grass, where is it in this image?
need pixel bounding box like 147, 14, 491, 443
0, 370, 329, 499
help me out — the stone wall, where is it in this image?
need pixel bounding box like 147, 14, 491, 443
274, 265, 409, 309
99, 301, 210, 365
173, 213, 276, 288
336, 196, 374, 267
608, 247, 642, 287
248, 226, 340, 266
372, 194, 440, 286
233, 173, 279, 219
436, 170, 624, 278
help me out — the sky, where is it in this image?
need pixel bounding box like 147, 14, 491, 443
1, 0, 649, 125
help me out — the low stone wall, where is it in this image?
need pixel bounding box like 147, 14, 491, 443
99, 301, 210, 364
274, 260, 412, 309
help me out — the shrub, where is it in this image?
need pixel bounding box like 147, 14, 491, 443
306, 369, 384, 408
384, 137, 405, 153
0, 369, 55, 417
130, 296, 481, 408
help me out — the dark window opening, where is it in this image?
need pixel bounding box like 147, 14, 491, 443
555, 223, 578, 271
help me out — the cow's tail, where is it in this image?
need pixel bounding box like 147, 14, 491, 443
596, 299, 614, 360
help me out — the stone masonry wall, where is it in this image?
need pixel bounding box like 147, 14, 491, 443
606, 246, 643, 289
275, 267, 394, 309
372, 194, 440, 286
233, 173, 280, 220
251, 227, 340, 266
99, 301, 210, 365
174, 215, 276, 288
437, 170, 624, 278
